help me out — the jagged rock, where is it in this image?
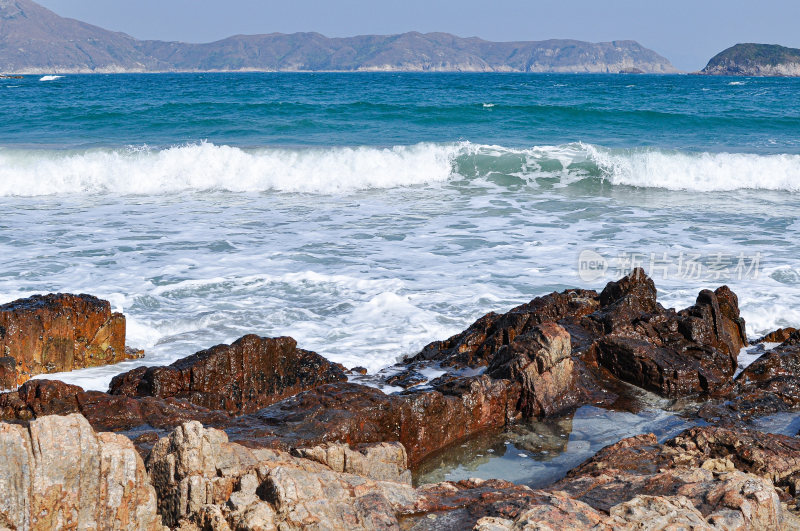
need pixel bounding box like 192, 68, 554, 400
408, 288, 599, 369
549, 427, 800, 529
0, 293, 140, 386
292, 442, 412, 484
109, 335, 346, 414
145, 421, 418, 530
487, 322, 576, 417
593, 274, 746, 397
757, 327, 798, 344
0, 413, 161, 530
405, 269, 747, 400
705, 332, 800, 420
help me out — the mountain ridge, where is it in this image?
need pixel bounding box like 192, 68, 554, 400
0, 0, 678, 74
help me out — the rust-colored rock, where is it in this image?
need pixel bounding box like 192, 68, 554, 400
0, 356, 15, 391
757, 327, 798, 344
405, 269, 748, 401
0, 293, 140, 386
109, 334, 347, 414
227, 376, 519, 467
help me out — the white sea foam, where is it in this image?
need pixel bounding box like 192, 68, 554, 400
0, 142, 463, 196
1, 142, 800, 196
583, 144, 800, 192
39, 75, 63, 81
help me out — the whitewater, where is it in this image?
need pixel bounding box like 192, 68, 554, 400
1, 72, 799, 391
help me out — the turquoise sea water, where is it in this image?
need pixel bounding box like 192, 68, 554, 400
1, 73, 799, 391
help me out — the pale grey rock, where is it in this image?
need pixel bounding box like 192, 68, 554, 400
0, 413, 161, 531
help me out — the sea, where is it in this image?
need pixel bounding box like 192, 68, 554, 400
3, 72, 800, 484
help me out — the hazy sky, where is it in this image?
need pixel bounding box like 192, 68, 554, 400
36, 0, 800, 71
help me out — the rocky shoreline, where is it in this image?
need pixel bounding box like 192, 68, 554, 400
3, 269, 800, 529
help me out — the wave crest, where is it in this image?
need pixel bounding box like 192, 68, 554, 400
0, 141, 799, 196
0, 142, 461, 196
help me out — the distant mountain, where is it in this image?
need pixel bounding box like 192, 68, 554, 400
0, 0, 678, 74
701, 43, 800, 76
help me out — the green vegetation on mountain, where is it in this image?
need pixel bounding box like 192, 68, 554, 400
702, 43, 800, 76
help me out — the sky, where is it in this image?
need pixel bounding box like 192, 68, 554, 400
36, 0, 800, 72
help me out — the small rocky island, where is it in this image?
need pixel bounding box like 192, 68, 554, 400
701, 43, 800, 76
3, 270, 800, 529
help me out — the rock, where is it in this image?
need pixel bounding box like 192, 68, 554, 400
471, 490, 609, 531
292, 442, 412, 484
550, 426, 800, 529
109, 335, 347, 414
607, 495, 713, 529
487, 322, 577, 417
0, 293, 140, 386
408, 288, 600, 369
226, 376, 519, 467
406, 269, 747, 401
146, 421, 418, 529
757, 327, 798, 344
593, 273, 746, 397
0, 356, 15, 391
0, 413, 161, 530
706, 333, 800, 420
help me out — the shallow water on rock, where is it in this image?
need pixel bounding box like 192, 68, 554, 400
414, 405, 696, 488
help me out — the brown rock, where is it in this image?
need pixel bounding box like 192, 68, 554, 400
487, 322, 577, 417
109, 334, 347, 414
0, 293, 140, 386
593, 273, 746, 397
708, 334, 800, 420
0, 356, 15, 391
757, 327, 798, 344
550, 426, 800, 529
227, 376, 518, 467
408, 288, 600, 369
0, 413, 161, 530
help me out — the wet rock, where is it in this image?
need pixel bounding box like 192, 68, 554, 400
350, 366, 368, 375
593, 273, 746, 397
707, 333, 800, 420
0, 413, 161, 530
0, 293, 140, 386
227, 376, 519, 467
406, 269, 747, 402
109, 334, 347, 414
408, 288, 600, 369
385, 369, 428, 389
487, 322, 577, 417
757, 327, 798, 344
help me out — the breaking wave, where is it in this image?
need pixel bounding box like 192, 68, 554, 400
0, 141, 799, 196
